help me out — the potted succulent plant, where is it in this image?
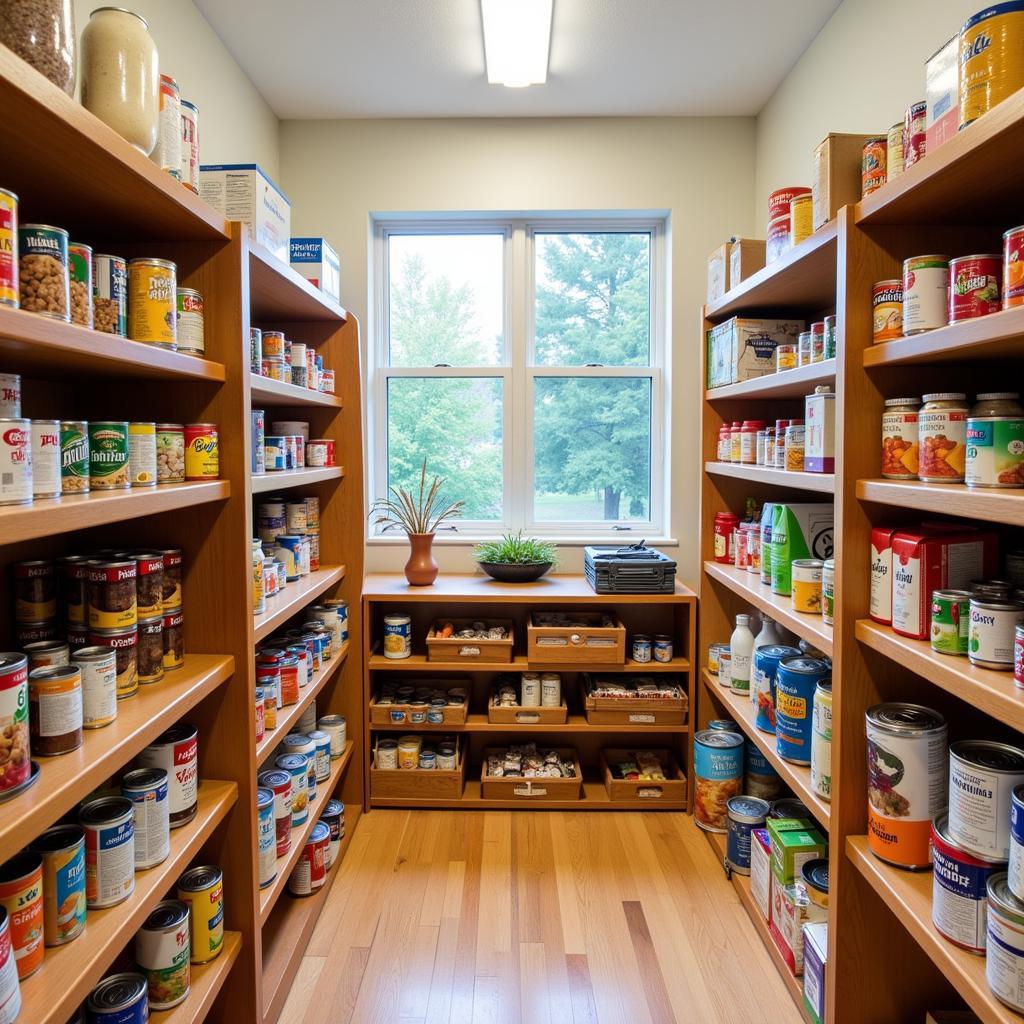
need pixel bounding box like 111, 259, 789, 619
371, 460, 464, 586
473, 531, 558, 583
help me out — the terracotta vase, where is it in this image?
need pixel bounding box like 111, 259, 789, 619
404, 532, 438, 586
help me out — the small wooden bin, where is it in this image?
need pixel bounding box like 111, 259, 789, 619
486, 695, 568, 726
581, 675, 688, 727
369, 694, 468, 727
481, 747, 583, 802
600, 748, 688, 803
526, 611, 626, 664
426, 619, 515, 663
370, 737, 465, 801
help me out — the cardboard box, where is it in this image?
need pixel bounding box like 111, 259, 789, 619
750, 827, 772, 922
290, 237, 341, 303
707, 244, 729, 304
770, 882, 827, 976
767, 818, 827, 885
803, 921, 828, 1022
812, 133, 881, 229
891, 529, 998, 639
770, 504, 834, 597
926, 36, 959, 152
199, 163, 291, 261
729, 238, 766, 287
706, 317, 805, 390
805, 387, 835, 473
869, 526, 899, 625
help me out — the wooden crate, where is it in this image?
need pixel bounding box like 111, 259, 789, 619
599, 748, 688, 803
581, 676, 688, 726
369, 694, 468, 727
526, 611, 626, 664
480, 747, 583, 802
486, 697, 568, 726
426, 618, 514, 663
370, 738, 465, 800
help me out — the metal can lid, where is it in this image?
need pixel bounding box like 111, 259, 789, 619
951, 254, 1002, 263
791, 559, 824, 569
866, 702, 946, 734
79, 796, 133, 826
727, 795, 770, 824
951, 739, 1024, 773
755, 644, 801, 662
31, 823, 84, 854
178, 865, 223, 892
968, 598, 1024, 613
257, 787, 274, 809
989, 873, 1024, 924
933, 589, 973, 600
884, 397, 921, 407
122, 767, 166, 791
142, 899, 189, 932
922, 393, 968, 403
257, 769, 290, 789
86, 972, 149, 1012
801, 858, 829, 894
20, 223, 69, 236
778, 656, 830, 676
933, 811, 1007, 865
695, 729, 743, 749
128, 257, 176, 271
769, 798, 810, 820
177, 287, 203, 298
28, 664, 79, 684
976, 393, 1021, 401
151, 723, 197, 746
276, 753, 307, 772
323, 799, 344, 817
309, 821, 330, 845
707, 719, 733, 731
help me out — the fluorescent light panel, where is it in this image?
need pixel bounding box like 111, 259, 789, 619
481, 0, 553, 87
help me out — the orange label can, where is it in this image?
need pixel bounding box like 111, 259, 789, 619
184, 423, 219, 480
1004, 225, 1024, 307
872, 280, 903, 343
861, 137, 887, 197
0, 189, 17, 309
0, 853, 43, 979
960, 3, 1024, 128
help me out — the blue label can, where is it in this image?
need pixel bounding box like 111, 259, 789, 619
694, 729, 744, 833
264, 435, 285, 471
726, 795, 770, 874
752, 644, 800, 734
257, 786, 276, 889
275, 753, 309, 827
86, 971, 149, 1023
1009, 784, 1024, 901
745, 740, 783, 802
273, 535, 303, 581
775, 657, 831, 765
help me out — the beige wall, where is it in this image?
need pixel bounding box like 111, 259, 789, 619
755, 0, 976, 222
73, 0, 280, 177
279, 116, 758, 586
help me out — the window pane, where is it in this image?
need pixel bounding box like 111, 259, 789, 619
533, 377, 651, 522
387, 377, 504, 521
388, 234, 504, 367
534, 232, 651, 367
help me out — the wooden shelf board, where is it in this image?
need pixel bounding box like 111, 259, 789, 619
856, 87, 1024, 226
367, 651, 690, 673
703, 562, 834, 656
19, 780, 238, 1024
863, 306, 1024, 367
856, 619, 1024, 730
249, 374, 344, 408
162, 930, 241, 1024
846, 835, 1012, 1024
0, 47, 229, 242
857, 478, 1024, 526
257, 642, 349, 767
0, 479, 230, 546
259, 741, 354, 925
370, 778, 687, 811
706, 359, 836, 400
0, 654, 233, 863
0, 306, 227, 383
706, 221, 838, 321
705, 462, 835, 494
362, 573, 697, 603
704, 831, 813, 1024
249, 243, 350, 323
700, 670, 829, 830
251, 466, 344, 494
254, 566, 347, 643
369, 711, 689, 734
261, 817, 357, 1024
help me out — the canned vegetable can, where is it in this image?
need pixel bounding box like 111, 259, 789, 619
136, 899, 190, 1010
177, 864, 224, 963
693, 729, 743, 833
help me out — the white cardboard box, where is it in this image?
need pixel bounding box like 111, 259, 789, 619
290, 237, 341, 304
199, 163, 291, 262
805, 387, 835, 473
706, 317, 805, 389
926, 36, 959, 152
750, 827, 772, 922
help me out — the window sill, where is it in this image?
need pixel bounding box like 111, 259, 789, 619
366, 534, 679, 547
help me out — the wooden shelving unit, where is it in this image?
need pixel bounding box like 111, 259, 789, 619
363, 574, 696, 811
251, 466, 345, 493
856, 478, 1024, 526
706, 358, 835, 400
705, 461, 835, 494
0, 43, 365, 1024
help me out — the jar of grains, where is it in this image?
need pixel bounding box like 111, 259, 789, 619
0, 0, 76, 95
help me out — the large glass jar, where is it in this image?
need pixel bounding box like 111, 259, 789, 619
81, 7, 159, 155
0, 0, 76, 95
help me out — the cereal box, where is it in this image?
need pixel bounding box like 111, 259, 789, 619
869, 526, 899, 625
750, 827, 773, 922
770, 882, 827, 976
199, 164, 291, 261
803, 921, 828, 1022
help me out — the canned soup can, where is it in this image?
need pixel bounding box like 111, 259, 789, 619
811, 680, 833, 803
987, 873, 1024, 1013
289, 820, 329, 897
122, 767, 170, 870
751, 644, 800, 734
0, 851, 43, 979
866, 702, 948, 868
931, 589, 972, 656
693, 729, 743, 833
961, 2, 1024, 128
138, 723, 198, 828
86, 972, 148, 1022
726, 796, 770, 875
969, 599, 1024, 669
177, 864, 224, 963
136, 899, 190, 1010
257, 786, 277, 888
30, 824, 85, 946
774, 657, 829, 766
0, 907, 20, 1024
949, 740, 1024, 861
258, 768, 293, 857
745, 742, 783, 802
80, 796, 135, 909
903, 255, 950, 334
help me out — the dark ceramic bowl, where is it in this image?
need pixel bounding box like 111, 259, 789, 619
477, 561, 553, 583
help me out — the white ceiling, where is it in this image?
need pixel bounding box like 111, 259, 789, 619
194, 0, 842, 119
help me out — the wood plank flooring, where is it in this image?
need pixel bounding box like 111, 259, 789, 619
278, 810, 802, 1024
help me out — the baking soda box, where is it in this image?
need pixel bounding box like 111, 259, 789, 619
770, 504, 834, 597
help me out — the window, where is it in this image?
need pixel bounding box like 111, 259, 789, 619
371, 216, 666, 537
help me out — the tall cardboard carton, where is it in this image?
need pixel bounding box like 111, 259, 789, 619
812, 133, 881, 229
770, 504, 834, 596
729, 238, 766, 287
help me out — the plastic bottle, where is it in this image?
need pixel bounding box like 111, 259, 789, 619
729, 614, 755, 696
750, 615, 783, 705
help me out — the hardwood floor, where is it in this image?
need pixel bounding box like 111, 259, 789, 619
278, 810, 803, 1024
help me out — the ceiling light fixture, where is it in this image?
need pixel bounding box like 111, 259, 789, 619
480, 0, 553, 88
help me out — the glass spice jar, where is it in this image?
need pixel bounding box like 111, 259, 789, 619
0, 0, 76, 95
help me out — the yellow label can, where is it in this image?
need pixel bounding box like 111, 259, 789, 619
128, 258, 177, 348
960, 3, 1024, 127
177, 865, 223, 964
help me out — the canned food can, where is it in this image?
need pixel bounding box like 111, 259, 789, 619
14, 560, 54, 622
283, 735, 317, 800
289, 820, 329, 896
160, 547, 183, 612
176, 288, 204, 355
122, 767, 170, 869
966, 406, 1024, 489
156, 424, 185, 485
250, 327, 263, 373
1017, 624, 1024, 688
128, 422, 157, 487
309, 729, 332, 782
872, 279, 903, 342
866, 702, 948, 868
903, 255, 950, 334
89, 421, 130, 491
789, 193, 813, 247
30, 824, 85, 946
128, 257, 177, 348
969, 599, 1024, 668
251, 408, 265, 475
86, 972, 148, 1021
1010, 784, 1024, 900
80, 796, 135, 908
254, 687, 265, 742
320, 369, 335, 394
726, 795, 770, 874
60, 420, 90, 494
88, 626, 138, 699
177, 865, 224, 963
775, 657, 830, 765
791, 559, 824, 615
306, 438, 335, 467
1003, 225, 1024, 308
861, 137, 887, 197
0, 374, 20, 419
0, 908, 21, 1023
821, 558, 835, 625
137, 724, 197, 829
184, 423, 218, 480
383, 614, 412, 659
318, 715, 347, 757
693, 729, 743, 832
810, 680, 833, 802
162, 608, 184, 672
631, 635, 652, 663
744, 742, 783, 802
886, 122, 904, 181
68, 242, 93, 328
961, 2, 1024, 128
92, 254, 127, 336
180, 100, 200, 192
262, 331, 286, 358
0, 189, 17, 309
904, 100, 927, 167
0, 419, 31, 505
276, 753, 309, 826
949, 740, 1024, 860
951, 254, 1002, 322
18, 224, 69, 321
86, 559, 137, 631
321, 799, 344, 869
24, 640, 67, 674
29, 419, 60, 498
931, 589, 972, 656
152, 73, 182, 176
258, 769, 293, 857
257, 786, 276, 888
28, 664, 82, 756
0, 851, 43, 979
751, 644, 799, 734
136, 899, 190, 1009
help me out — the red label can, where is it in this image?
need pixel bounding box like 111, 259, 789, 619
257, 769, 292, 857
713, 512, 740, 564
903, 101, 927, 168
288, 821, 329, 896
1016, 624, 1024, 688
949, 254, 1002, 322
767, 187, 810, 222
183, 423, 219, 480
0, 852, 43, 979
0, 188, 17, 309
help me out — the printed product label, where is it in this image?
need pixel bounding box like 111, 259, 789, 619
730, 652, 751, 693
950, 760, 1024, 860
987, 908, 1024, 1011
1012, 800, 1024, 900
966, 418, 1024, 488
48, 842, 85, 943
811, 695, 832, 800
85, 818, 134, 906
919, 410, 967, 481
932, 841, 993, 951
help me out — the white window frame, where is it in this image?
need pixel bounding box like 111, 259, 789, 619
369, 213, 668, 541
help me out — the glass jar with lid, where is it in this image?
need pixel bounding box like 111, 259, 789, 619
785, 420, 805, 472
881, 397, 922, 479
966, 392, 1024, 489
0, 0, 76, 95
919, 392, 969, 483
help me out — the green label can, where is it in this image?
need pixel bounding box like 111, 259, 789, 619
68, 242, 93, 328
88, 422, 130, 490
18, 223, 69, 321
60, 421, 90, 494
966, 416, 1024, 488
931, 589, 972, 656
